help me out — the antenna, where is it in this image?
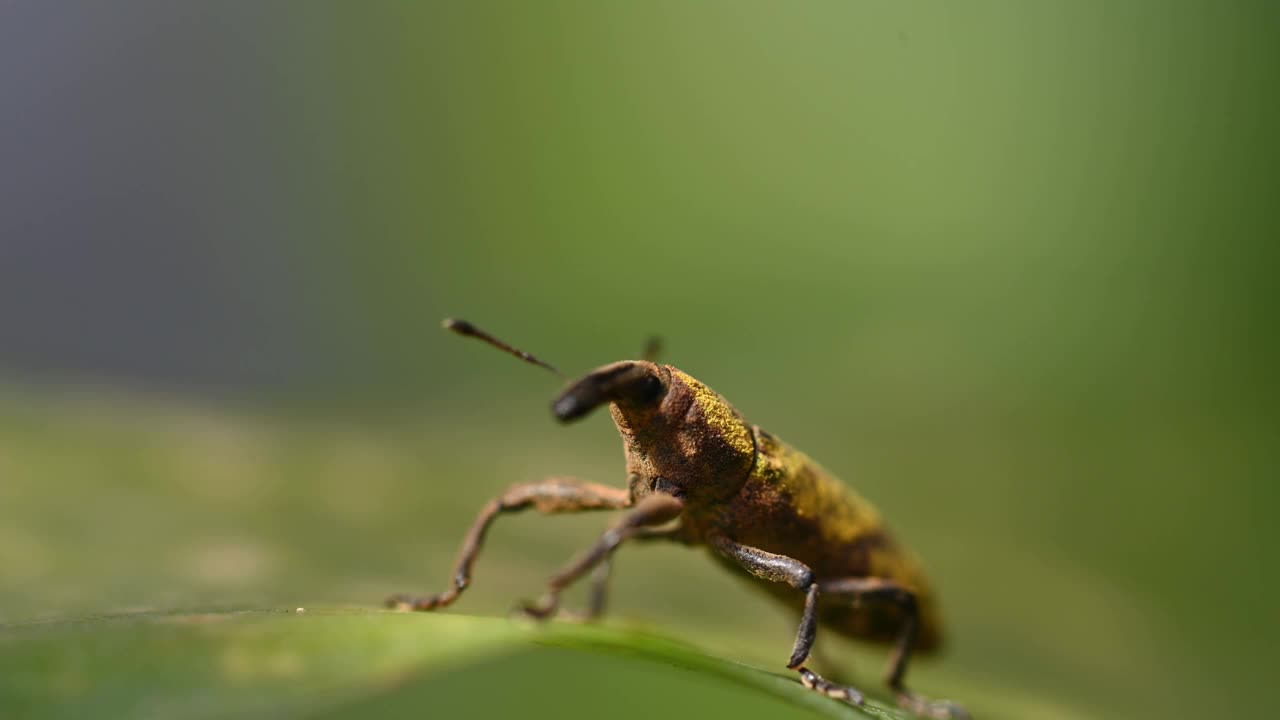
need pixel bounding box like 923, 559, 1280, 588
642, 335, 663, 362
443, 318, 563, 376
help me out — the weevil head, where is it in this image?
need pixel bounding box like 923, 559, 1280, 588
553, 362, 756, 505
438, 319, 756, 505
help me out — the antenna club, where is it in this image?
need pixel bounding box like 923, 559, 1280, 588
442, 318, 475, 335
441, 317, 562, 376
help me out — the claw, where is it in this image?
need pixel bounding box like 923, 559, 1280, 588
797, 667, 866, 707
514, 593, 560, 621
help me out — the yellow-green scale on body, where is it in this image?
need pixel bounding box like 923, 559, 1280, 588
673, 370, 944, 652
425, 319, 968, 718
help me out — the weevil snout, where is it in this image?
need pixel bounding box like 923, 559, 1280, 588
552, 361, 669, 423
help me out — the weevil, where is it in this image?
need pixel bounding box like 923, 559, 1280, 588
389, 319, 968, 719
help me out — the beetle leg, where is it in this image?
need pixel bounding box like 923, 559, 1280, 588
386, 478, 630, 612
539, 559, 616, 624
551, 523, 686, 622
706, 536, 817, 667
707, 536, 867, 704
580, 559, 613, 620
709, 537, 968, 719
819, 577, 970, 720
517, 493, 684, 619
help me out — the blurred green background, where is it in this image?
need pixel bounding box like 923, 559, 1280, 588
1, 3, 1276, 719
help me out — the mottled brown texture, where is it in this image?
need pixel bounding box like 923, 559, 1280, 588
610, 366, 755, 505
695, 428, 944, 652
609, 369, 943, 651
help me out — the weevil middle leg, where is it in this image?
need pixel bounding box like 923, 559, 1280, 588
710, 535, 969, 720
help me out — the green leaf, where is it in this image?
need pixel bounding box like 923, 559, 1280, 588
0, 608, 958, 720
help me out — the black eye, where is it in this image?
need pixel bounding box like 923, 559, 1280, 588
633, 374, 664, 403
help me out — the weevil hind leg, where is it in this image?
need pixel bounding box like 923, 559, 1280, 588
708, 536, 970, 720
818, 577, 971, 720
884, 612, 971, 719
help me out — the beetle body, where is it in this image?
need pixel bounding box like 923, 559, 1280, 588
615, 366, 943, 651
391, 321, 967, 719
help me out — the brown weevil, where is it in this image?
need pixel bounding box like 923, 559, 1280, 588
389, 319, 969, 719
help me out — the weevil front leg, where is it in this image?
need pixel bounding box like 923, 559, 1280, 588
518, 493, 684, 619
386, 477, 630, 612
557, 522, 686, 622
709, 536, 969, 720
537, 559, 615, 624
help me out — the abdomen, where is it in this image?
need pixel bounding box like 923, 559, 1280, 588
708, 428, 944, 652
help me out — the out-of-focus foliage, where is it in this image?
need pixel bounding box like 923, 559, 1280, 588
1, 2, 1276, 719
4, 609, 1026, 720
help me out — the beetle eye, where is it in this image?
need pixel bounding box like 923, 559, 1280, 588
633, 374, 664, 404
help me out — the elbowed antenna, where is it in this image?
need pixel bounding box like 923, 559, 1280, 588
552, 361, 664, 423
442, 318, 563, 376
